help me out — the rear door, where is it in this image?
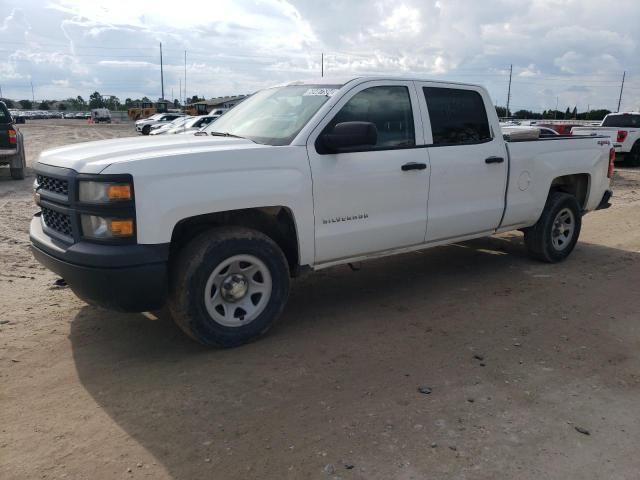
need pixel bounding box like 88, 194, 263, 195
415, 83, 508, 242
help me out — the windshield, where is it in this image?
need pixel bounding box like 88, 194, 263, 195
201, 84, 342, 145
602, 114, 640, 128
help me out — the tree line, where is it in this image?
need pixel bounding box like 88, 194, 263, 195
0, 91, 205, 111
495, 106, 611, 121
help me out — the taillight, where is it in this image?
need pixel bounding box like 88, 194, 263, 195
608, 147, 615, 178
616, 130, 628, 143
8, 128, 17, 145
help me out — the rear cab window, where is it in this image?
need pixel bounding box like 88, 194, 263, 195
423, 87, 492, 145
602, 114, 640, 128
0, 103, 10, 124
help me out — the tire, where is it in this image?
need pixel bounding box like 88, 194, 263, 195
524, 192, 582, 263
142, 125, 151, 135
10, 166, 24, 180
9, 145, 26, 180
168, 227, 290, 348
625, 143, 640, 167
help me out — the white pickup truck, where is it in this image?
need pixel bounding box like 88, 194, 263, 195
572, 112, 640, 166
30, 76, 614, 347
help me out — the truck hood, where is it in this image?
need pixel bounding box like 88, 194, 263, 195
37, 135, 262, 174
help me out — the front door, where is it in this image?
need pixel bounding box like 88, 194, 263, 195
307, 81, 430, 263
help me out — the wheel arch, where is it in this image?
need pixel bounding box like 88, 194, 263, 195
549, 173, 590, 210
169, 206, 302, 276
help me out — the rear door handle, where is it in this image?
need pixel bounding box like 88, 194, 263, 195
401, 162, 427, 171
485, 156, 505, 164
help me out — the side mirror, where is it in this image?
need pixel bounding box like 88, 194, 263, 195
319, 121, 377, 153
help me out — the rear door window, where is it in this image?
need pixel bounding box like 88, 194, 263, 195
423, 87, 491, 145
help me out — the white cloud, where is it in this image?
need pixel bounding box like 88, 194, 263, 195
0, 0, 637, 112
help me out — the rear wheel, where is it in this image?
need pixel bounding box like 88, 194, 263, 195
625, 143, 640, 167
524, 192, 582, 263
168, 227, 290, 348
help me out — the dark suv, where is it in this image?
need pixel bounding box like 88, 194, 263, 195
0, 101, 26, 179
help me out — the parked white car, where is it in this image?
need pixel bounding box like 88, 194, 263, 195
135, 113, 184, 135
149, 116, 192, 135
31, 76, 614, 347
167, 115, 219, 135
572, 112, 640, 166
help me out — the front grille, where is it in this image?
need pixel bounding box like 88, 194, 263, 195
42, 208, 73, 237
37, 175, 69, 197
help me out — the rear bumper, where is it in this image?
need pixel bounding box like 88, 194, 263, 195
30, 216, 169, 312
596, 190, 613, 210
0, 147, 18, 157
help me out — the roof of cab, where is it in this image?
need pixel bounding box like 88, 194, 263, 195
279, 75, 485, 89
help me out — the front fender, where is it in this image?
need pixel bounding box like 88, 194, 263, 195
102, 146, 316, 266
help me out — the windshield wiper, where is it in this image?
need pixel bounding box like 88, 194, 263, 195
207, 131, 246, 139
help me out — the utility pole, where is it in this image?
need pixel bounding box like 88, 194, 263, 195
0, 84, 3, 98
616, 71, 626, 112
321, 52, 324, 77
31, 81, 35, 103
506, 64, 512, 117
184, 50, 187, 105
179, 79, 182, 106
160, 42, 165, 101
555, 96, 558, 120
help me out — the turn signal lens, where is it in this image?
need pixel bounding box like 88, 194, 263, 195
608, 148, 615, 178
107, 184, 131, 200
81, 215, 135, 239
110, 219, 134, 236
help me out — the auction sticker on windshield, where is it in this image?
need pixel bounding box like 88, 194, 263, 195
303, 88, 339, 96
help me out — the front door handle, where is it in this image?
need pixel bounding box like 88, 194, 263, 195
401, 162, 427, 171
485, 156, 505, 164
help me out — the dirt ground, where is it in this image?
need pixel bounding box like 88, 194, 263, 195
1, 121, 639, 480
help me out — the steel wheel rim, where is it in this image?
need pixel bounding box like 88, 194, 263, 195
204, 254, 272, 327
551, 207, 575, 251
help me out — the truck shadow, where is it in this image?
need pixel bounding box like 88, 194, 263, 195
69, 234, 640, 479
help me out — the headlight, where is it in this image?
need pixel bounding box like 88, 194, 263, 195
81, 215, 134, 239
79, 181, 132, 203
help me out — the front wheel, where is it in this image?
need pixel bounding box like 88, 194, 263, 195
524, 192, 582, 263
142, 125, 151, 135
168, 227, 290, 348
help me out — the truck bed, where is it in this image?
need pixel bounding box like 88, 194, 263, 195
501, 135, 611, 229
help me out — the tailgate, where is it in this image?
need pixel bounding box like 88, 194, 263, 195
571, 127, 616, 141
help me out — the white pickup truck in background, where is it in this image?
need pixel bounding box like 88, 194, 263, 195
30, 76, 614, 347
572, 112, 640, 166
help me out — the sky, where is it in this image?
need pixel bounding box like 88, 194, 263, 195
0, 0, 639, 112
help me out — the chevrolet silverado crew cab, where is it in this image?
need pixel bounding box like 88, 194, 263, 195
30, 76, 614, 347
572, 112, 640, 166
